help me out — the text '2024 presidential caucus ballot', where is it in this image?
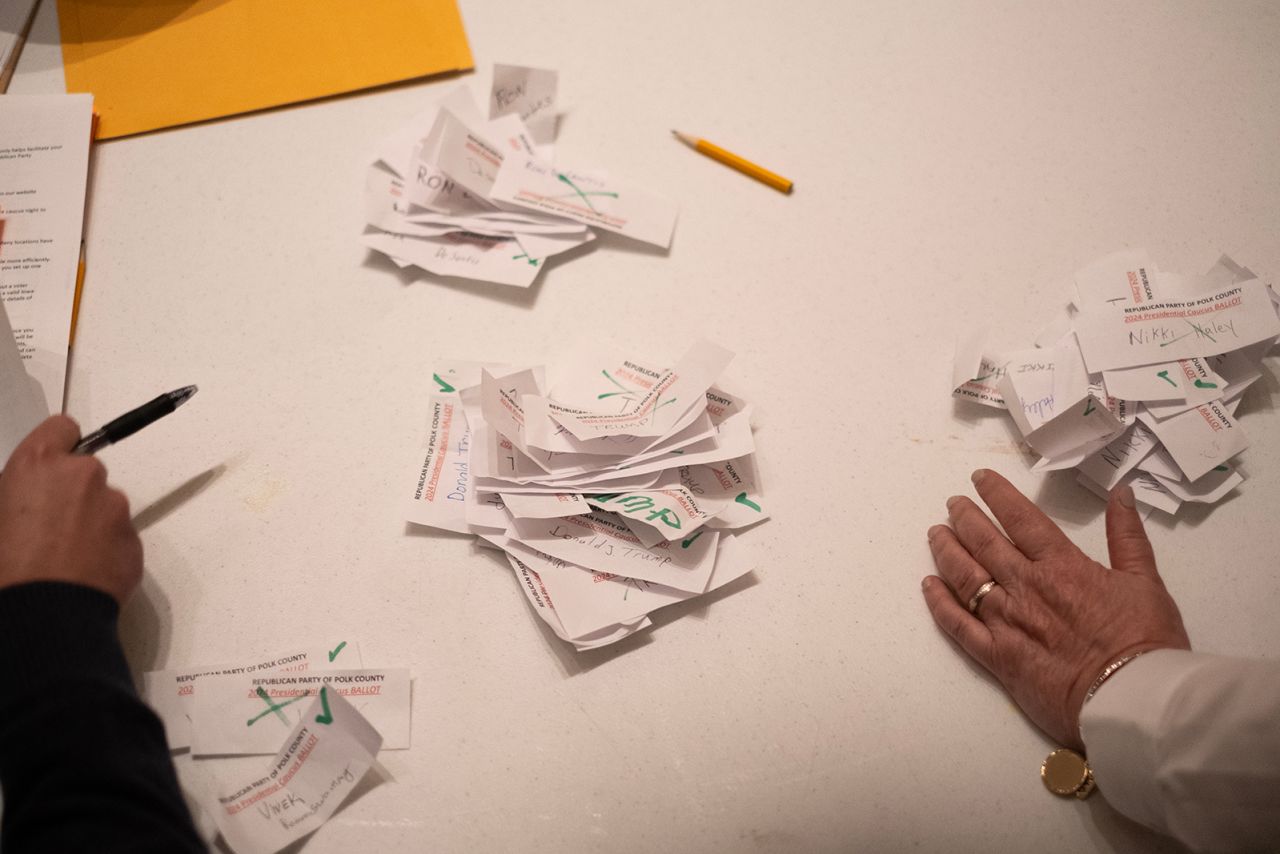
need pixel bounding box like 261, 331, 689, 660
403, 340, 766, 650
208, 688, 383, 854
952, 250, 1280, 515
362, 64, 678, 288
141, 641, 410, 853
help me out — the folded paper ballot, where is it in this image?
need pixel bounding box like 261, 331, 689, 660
952, 251, 1280, 515
403, 341, 765, 650
363, 64, 677, 288
143, 642, 407, 853
192, 668, 411, 756
142, 641, 365, 751
208, 689, 383, 854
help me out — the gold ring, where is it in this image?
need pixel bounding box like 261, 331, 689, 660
968, 580, 999, 614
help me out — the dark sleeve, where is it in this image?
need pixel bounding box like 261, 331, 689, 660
0, 582, 205, 853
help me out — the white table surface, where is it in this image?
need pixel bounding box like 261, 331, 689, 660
12, 1, 1280, 851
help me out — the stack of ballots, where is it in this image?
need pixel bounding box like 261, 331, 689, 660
404, 340, 766, 650
363, 64, 678, 288
953, 250, 1280, 515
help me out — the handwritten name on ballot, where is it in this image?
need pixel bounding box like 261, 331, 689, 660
210, 689, 382, 854
1075, 279, 1280, 371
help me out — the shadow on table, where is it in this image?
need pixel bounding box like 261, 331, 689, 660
120, 464, 230, 677
133, 464, 227, 532
1079, 789, 1192, 853
119, 566, 171, 679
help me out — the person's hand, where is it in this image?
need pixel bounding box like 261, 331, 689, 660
921, 469, 1190, 749
0, 416, 143, 605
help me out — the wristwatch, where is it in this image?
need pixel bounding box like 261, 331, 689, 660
1041, 748, 1096, 799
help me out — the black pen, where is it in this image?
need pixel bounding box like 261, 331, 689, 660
73, 386, 198, 455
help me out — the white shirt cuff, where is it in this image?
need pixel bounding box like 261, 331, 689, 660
1078, 649, 1201, 834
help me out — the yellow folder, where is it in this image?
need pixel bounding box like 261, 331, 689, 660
57, 0, 474, 140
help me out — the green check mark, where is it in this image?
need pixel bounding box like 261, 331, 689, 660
327, 641, 347, 663
432, 373, 456, 393
315, 686, 334, 726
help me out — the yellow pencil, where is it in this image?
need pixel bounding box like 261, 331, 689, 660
69, 242, 86, 346
672, 130, 793, 194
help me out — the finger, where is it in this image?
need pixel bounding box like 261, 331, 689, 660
970, 469, 1075, 561
928, 524, 1003, 614
946, 495, 1024, 582
1105, 485, 1160, 578
10, 415, 81, 463
921, 575, 995, 671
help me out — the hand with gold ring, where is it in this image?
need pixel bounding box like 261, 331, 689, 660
921, 469, 1191, 749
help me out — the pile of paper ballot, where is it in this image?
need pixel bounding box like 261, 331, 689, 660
404, 339, 767, 649
363, 64, 678, 288
142, 643, 410, 854
953, 250, 1280, 514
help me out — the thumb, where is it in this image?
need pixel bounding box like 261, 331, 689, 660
1106, 485, 1159, 577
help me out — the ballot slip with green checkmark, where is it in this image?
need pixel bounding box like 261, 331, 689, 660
488, 156, 677, 248
403, 340, 768, 651
362, 63, 674, 289
142, 641, 363, 751
951, 249, 1280, 515
209, 687, 382, 854
190, 668, 411, 756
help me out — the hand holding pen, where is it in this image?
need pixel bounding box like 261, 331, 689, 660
0, 386, 198, 603
73, 385, 198, 454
